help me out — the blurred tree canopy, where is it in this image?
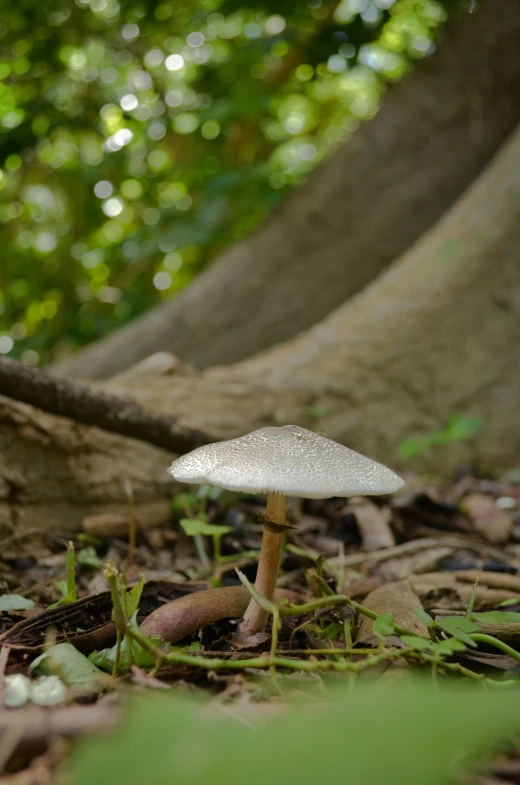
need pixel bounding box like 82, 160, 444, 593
0, 0, 448, 365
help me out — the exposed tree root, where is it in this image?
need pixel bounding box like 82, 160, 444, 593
2, 124, 520, 534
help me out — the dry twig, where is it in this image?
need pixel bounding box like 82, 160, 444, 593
0, 357, 211, 454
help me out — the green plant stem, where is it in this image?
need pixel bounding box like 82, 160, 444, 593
285, 647, 366, 657
216, 550, 261, 565
269, 609, 281, 685
469, 633, 520, 663
125, 614, 518, 689
286, 545, 341, 583
194, 534, 210, 568
270, 610, 280, 664
211, 553, 261, 586
231, 570, 515, 686
67, 541, 77, 602
213, 534, 223, 563
407, 651, 485, 684
105, 562, 127, 678
113, 632, 122, 679
126, 625, 413, 673
284, 596, 416, 637
119, 570, 135, 669
236, 569, 419, 638
179, 497, 210, 569
196, 648, 384, 657
465, 570, 481, 619
288, 611, 329, 646
309, 571, 335, 597
344, 621, 353, 651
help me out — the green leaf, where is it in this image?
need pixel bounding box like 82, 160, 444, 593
323, 622, 342, 641
400, 635, 432, 651
499, 599, 519, 607
373, 612, 395, 639
397, 435, 437, 460
76, 533, 104, 547
89, 613, 155, 672
439, 616, 481, 633
171, 493, 199, 513
401, 635, 468, 657
77, 547, 102, 570
413, 608, 434, 627
126, 577, 145, 620
431, 639, 467, 655
438, 617, 480, 647
47, 588, 77, 610
179, 519, 232, 538
474, 611, 520, 625
397, 417, 484, 460
68, 680, 520, 785
31, 643, 106, 688
442, 415, 484, 443
0, 594, 35, 611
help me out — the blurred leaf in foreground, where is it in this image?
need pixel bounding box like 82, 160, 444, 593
68, 679, 520, 785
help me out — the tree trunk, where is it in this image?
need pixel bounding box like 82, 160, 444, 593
4, 122, 520, 535
51, 0, 520, 380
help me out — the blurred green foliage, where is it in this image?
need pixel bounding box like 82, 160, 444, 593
398, 415, 485, 459
0, 0, 447, 364
69, 680, 520, 785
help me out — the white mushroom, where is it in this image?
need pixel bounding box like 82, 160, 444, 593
168, 424, 404, 637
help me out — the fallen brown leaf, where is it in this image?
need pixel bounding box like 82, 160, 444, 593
461, 493, 513, 544
355, 581, 429, 647
454, 570, 520, 592
410, 573, 520, 608
350, 498, 395, 551
377, 547, 453, 582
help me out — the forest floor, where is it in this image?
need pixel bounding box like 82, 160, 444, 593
1, 470, 520, 784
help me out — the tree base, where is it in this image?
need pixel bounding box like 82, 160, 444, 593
2, 125, 520, 536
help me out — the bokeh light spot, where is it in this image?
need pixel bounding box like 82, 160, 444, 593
265, 15, 286, 34
102, 197, 124, 217
120, 94, 138, 111
165, 54, 184, 71
201, 119, 220, 140
121, 24, 139, 41
187, 32, 204, 47
94, 180, 113, 198
0, 335, 14, 354
153, 271, 172, 290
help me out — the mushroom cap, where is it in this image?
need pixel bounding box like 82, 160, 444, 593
168, 425, 404, 499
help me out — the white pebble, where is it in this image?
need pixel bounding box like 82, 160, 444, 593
3, 674, 31, 708
496, 496, 517, 510
30, 675, 67, 706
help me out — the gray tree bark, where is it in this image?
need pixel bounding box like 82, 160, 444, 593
4, 121, 520, 535
51, 0, 520, 379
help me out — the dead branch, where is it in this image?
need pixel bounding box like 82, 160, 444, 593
0, 705, 118, 759
0, 357, 211, 454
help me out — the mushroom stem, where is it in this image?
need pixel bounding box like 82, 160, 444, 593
237, 492, 287, 637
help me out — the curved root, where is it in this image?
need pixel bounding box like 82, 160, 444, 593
140, 585, 301, 644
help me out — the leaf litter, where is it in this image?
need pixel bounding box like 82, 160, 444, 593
1, 474, 520, 783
